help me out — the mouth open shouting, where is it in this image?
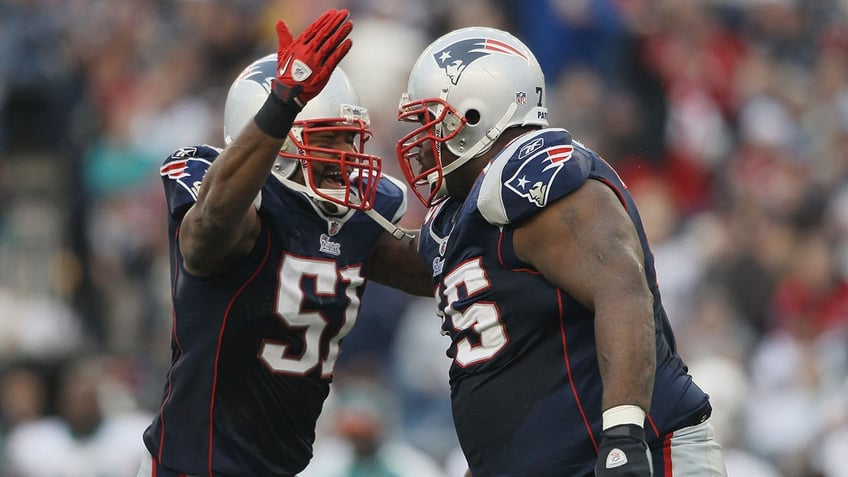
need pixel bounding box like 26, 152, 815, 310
317, 167, 348, 190
308, 162, 356, 216
277, 124, 381, 214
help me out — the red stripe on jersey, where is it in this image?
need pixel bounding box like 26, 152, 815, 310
208, 227, 273, 475
158, 226, 186, 462
558, 289, 599, 452
160, 162, 189, 179
546, 146, 574, 163
596, 177, 630, 212
160, 161, 187, 175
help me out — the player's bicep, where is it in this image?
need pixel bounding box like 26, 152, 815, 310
513, 180, 648, 309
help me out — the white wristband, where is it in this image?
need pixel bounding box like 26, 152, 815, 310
602, 405, 646, 430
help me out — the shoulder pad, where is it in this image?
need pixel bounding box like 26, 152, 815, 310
369, 173, 408, 224
159, 145, 221, 219
477, 129, 592, 225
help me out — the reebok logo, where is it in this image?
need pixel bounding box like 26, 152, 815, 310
605, 448, 628, 469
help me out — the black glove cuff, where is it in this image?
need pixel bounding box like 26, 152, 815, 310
602, 423, 646, 442
254, 93, 301, 139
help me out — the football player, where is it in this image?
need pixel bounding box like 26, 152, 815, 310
139, 9, 431, 477
396, 27, 728, 476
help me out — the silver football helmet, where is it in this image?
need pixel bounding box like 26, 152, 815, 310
397, 27, 548, 207
224, 53, 381, 213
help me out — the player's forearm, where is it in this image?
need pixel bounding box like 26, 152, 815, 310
370, 230, 434, 296
594, 293, 655, 413
399, 233, 434, 295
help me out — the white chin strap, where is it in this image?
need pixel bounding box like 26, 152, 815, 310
363, 207, 416, 243
347, 190, 416, 243
429, 102, 518, 198
313, 188, 351, 216
277, 175, 415, 243
276, 176, 351, 216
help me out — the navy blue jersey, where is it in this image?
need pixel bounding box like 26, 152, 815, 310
419, 129, 710, 477
145, 145, 407, 476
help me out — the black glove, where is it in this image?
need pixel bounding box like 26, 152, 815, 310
595, 424, 652, 476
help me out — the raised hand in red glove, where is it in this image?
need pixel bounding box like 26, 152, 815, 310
255, 9, 353, 138
273, 8, 353, 108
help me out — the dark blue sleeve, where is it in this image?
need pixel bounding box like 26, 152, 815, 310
368, 173, 408, 224
159, 145, 221, 221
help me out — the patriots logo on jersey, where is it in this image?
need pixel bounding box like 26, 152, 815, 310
505, 144, 573, 207
434, 38, 528, 85
160, 147, 200, 179
319, 234, 342, 256
160, 159, 190, 179
432, 256, 445, 276
160, 156, 212, 201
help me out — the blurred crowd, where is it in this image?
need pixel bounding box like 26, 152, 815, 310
1, 0, 847, 476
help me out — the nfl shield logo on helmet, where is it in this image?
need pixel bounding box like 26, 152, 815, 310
516, 91, 527, 105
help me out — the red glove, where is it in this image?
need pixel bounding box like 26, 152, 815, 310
272, 9, 353, 108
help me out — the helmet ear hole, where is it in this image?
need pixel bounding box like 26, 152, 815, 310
465, 109, 481, 125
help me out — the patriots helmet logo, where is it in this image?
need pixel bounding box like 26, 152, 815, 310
235, 57, 274, 94
505, 144, 574, 207
434, 38, 528, 85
